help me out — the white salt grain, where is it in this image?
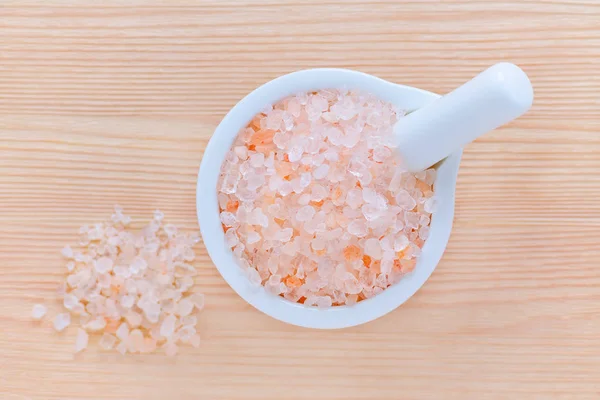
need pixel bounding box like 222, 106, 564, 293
94, 257, 113, 274
84, 317, 107, 332
190, 334, 201, 348
53, 313, 71, 332
424, 196, 440, 213
160, 314, 177, 339
164, 342, 178, 357
116, 323, 129, 342
63, 293, 79, 310
99, 333, 117, 350
296, 205, 315, 222
66, 261, 75, 272
75, 328, 89, 353
31, 304, 47, 320
116, 342, 128, 355
61, 245, 74, 259
176, 298, 194, 317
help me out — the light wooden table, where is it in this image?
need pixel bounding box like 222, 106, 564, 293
2, 1, 600, 399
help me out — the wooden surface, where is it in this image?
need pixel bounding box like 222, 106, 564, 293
1, 1, 600, 399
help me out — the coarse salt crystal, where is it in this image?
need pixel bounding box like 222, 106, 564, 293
31, 304, 47, 320
61, 245, 74, 259
74, 328, 89, 353
53, 313, 71, 332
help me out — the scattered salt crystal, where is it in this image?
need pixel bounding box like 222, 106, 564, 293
176, 298, 194, 317
61, 245, 73, 259
94, 257, 113, 274
99, 333, 117, 350
125, 312, 142, 328
160, 314, 177, 338
31, 304, 47, 320
116, 342, 128, 355
190, 334, 201, 348
120, 294, 135, 309
190, 293, 205, 311
116, 322, 129, 341
66, 261, 75, 272
84, 317, 106, 332
63, 293, 79, 310
53, 313, 71, 332
164, 342, 178, 357
75, 328, 89, 353
153, 209, 165, 221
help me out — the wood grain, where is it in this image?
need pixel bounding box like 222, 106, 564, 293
1, 1, 600, 399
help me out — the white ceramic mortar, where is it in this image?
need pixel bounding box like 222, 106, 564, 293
197, 64, 533, 329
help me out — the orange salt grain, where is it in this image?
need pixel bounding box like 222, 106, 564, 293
343, 245, 361, 261
274, 218, 286, 226
284, 275, 302, 288
362, 255, 372, 268
415, 180, 430, 193
225, 200, 239, 213
311, 200, 324, 207
249, 116, 262, 130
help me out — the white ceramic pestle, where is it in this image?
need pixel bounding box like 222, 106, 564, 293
197, 64, 533, 329
394, 63, 533, 172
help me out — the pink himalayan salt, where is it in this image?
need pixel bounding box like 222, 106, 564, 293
42, 206, 205, 355
217, 89, 437, 307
